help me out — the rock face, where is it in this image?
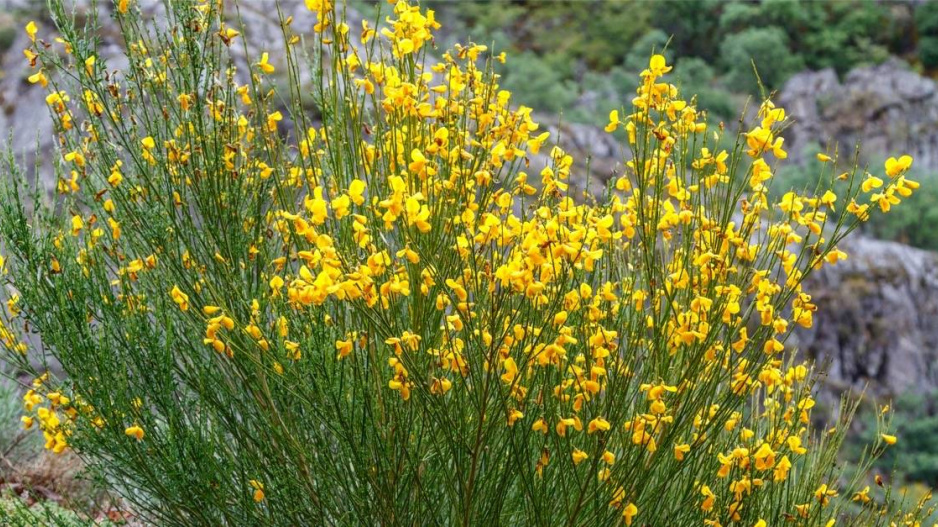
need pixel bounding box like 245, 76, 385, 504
780, 58, 938, 170
795, 236, 938, 398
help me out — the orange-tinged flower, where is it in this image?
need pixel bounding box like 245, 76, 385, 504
622, 502, 638, 526
125, 425, 145, 441
587, 417, 610, 434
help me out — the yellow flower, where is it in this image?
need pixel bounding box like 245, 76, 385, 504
587, 417, 610, 434
70, 215, 84, 236
674, 443, 690, 461
84, 55, 96, 76
753, 443, 776, 470
814, 483, 838, 506
816, 153, 832, 162
267, 111, 282, 132
700, 485, 715, 512
170, 285, 190, 311
604, 109, 620, 133
648, 54, 671, 76
881, 433, 897, 445
852, 485, 871, 504
819, 190, 837, 210
397, 38, 415, 55
335, 338, 353, 360
269, 275, 284, 296
409, 149, 427, 174
28, 70, 48, 88
571, 449, 588, 465
501, 357, 518, 384
25, 21, 38, 43
349, 179, 367, 205
885, 155, 912, 177
256, 52, 275, 74
125, 425, 145, 440
622, 502, 638, 526
218, 26, 240, 45
774, 455, 792, 482
249, 480, 265, 502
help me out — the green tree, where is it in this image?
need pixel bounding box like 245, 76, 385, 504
672, 58, 736, 121
622, 29, 671, 73
917, 1, 938, 70
651, 0, 724, 62
499, 51, 578, 114
719, 26, 804, 95
755, 0, 890, 74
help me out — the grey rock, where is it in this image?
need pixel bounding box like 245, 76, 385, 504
795, 236, 938, 398
780, 58, 938, 171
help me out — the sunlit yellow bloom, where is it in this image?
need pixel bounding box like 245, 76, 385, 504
256, 52, 275, 74
587, 417, 610, 434
25, 21, 38, 42
170, 285, 190, 311
125, 425, 145, 440
885, 155, 912, 177
622, 502, 638, 526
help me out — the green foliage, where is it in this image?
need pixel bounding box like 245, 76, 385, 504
651, 0, 724, 63
0, 25, 17, 55
622, 30, 671, 73
719, 27, 804, 95
406, 0, 918, 124
499, 51, 578, 115
756, 0, 891, 74
430, 0, 653, 72
917, 2, 938, 70
852, 391, 938, 486
0, 376, 24, 454
671, 58, 736, 122
0, 493, 107, 527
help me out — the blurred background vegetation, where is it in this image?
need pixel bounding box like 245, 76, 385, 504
416, 0, 923, 121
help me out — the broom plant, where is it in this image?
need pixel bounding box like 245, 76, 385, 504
0, 0, 931, 525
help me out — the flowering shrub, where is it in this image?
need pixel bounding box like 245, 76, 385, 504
0, 0, 931, 525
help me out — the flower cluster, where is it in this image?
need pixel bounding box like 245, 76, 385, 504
0, 1, 928, 525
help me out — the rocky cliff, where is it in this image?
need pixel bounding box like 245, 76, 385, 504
797, 237, 938, 399
780, 58, 938, 171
